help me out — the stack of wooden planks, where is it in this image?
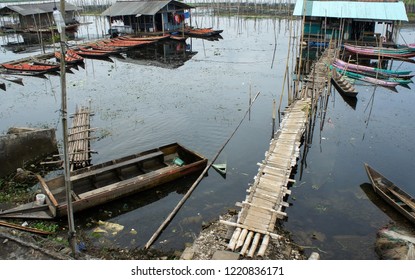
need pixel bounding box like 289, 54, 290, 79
68, 105, 94, 171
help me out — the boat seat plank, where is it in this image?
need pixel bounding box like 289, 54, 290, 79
77, 165, 178, 199
70, 151, 164, 181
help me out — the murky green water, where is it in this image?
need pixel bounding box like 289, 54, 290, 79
1, 14, 414, 259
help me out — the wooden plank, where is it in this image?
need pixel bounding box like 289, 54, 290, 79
244, 208, 272, 221
71, 150, 164, 181
243, 202, 287, 219
249, 197, 275, 208
242, 218, 270, 231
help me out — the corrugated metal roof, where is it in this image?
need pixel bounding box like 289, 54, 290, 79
293, 0, 408, 21
102, 0, 193, 17
0, 2, 79, 16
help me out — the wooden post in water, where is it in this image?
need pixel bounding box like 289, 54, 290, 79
272, 99, 276, 137
56, 0, 77, 258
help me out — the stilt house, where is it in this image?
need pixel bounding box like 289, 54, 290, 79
293, 0, 409, 45
0, 2, 80, 32
101, 0, 194, 34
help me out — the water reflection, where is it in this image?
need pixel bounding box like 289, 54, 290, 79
76, 173, 204, 249
0, 13, 414, 259
123, 40, 197, 69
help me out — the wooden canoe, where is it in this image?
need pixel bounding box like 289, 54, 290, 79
0, 143, 207, 219
116, 34, 170, 41
364, 163, 415, 224
331, 70, 358, 98
1, 62, 59, 72
72, 49, 112, 58
55, 50, 84, 65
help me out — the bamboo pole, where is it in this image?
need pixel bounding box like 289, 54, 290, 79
57, 0, 77, 259
247, 232, 261, 258
257, 233, 270, 257
0, 220, 52, 235
240, 231, 254, 256
236, 228, 248, 250
228, 227, 241, 251
219, 219, 282, 240
144, 91, 261, 250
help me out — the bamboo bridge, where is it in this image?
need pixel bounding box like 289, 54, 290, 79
221, 45, 336, 258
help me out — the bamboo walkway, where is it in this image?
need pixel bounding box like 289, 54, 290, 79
221, 46, 336, 258
68, 105, 94, 171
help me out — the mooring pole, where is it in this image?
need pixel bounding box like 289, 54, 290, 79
55, 0, 77, 258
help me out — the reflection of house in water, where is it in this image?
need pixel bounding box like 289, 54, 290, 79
123, 39, 197, 69
101, 0, 193, 36
0, 1, 80, 45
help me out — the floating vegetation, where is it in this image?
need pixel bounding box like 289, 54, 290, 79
311, 184, 321, 190
315, 204, 327, 213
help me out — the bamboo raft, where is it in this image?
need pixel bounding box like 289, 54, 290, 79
221, 47, 335, 258
68, 105, 94, 171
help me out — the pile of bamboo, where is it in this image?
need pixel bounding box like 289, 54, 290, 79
68, 105, 94, 171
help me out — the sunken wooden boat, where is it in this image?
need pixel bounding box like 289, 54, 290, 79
364, 163, 415, 224
0, 142, 207, 220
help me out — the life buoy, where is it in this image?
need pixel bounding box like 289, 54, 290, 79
174, 14, 181, 24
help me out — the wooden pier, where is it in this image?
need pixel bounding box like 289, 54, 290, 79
222, 46, 336, 257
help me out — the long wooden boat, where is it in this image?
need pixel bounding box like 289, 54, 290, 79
364, 163, 415, 224
100, 39, 154, 48
0, 143, 207, 220
169, 34, 188, 41
333, 63, 412, 85
334, 58, 413, 78
88, 42, 127, 52
344, 43, 415, 59
55, 50, 84, 65
72, 48, 113, 59
31, 58, 75, 74
117, 34, 170, 41
78, 46, 118, 55
332, 65, 400, 88
331, 70, 358, 98
184, 27, 223, 37
1, 62, 60, 72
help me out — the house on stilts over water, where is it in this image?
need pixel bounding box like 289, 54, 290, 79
101, 0, 194, 36
0, 1, 81, 34
293, 0, 409, 46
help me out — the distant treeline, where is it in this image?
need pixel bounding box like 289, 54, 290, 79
188, 1, 294, 16
72, 0, 413, 18
405, 0, 415, 13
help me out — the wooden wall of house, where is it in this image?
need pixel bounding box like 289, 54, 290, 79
18, 12, 76, 30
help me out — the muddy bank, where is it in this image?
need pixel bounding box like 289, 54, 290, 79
183, 212, 307, 260
0, 211, 307, 260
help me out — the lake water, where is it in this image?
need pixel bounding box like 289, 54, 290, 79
0, 14, 414, 260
